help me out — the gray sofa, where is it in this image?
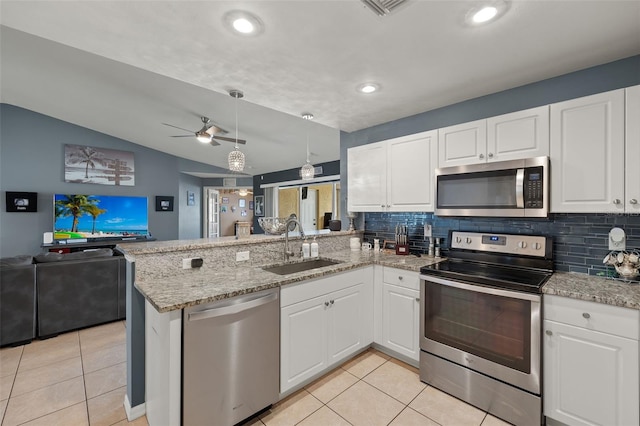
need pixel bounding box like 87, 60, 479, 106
0, 255, 36, 346
35, 248, 126, 338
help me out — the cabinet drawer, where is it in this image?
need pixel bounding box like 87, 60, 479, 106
382, 268, 419, 291
281, 267, 370, 307
544, 295, 640, 340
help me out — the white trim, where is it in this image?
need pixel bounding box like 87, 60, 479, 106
260, 174, 339, 189
124, 394, 146, 421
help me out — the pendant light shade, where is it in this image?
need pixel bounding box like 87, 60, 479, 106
301, 113, 314, 181
228, 90, 245, 172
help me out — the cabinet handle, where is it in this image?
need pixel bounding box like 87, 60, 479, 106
479, 154, 485, 159
545, 330, 553, 336
613, 199, 621, 205
398, 276, 403, 280
630, 199, 638, 205
325, 301, 330, 307
415, 298, 420, 302
582, 312, 591, 319
488, 152, 494, 158
381, 204, 385, 208
387, 205, 391, 208
330, 300, 335, 305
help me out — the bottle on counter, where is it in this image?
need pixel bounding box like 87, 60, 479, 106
311, 237, 319, 258
302, 239, 310, 259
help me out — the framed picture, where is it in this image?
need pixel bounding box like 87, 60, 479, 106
5, 191, 37, 212
249, 201, 254, 210
382, 240, 396, 253
64, 144, 135, 186
155, 196, 174, 212
254, 195, 264, 217
221, 205, 227, 213
239, 199, 246, 208
222, 197, 229, 204
187, 191, 195, 206
241, 210, 247, 217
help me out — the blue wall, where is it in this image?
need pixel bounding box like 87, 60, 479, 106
341, 55, 640, 276
0, 104, 230, 257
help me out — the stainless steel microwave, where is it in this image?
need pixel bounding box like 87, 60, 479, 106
435, 156, 549, 217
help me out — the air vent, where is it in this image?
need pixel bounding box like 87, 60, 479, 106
223, 178, 237, 187
361, 0, 409, 16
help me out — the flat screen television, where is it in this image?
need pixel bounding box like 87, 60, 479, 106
53, 194, 149, 241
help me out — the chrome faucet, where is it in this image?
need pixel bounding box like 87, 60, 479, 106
284, 217, 305, 261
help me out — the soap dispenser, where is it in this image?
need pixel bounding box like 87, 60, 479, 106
302, 239, 310, 259
310, 237, 319, 258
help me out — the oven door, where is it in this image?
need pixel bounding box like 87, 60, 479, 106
419, 275, 541, 394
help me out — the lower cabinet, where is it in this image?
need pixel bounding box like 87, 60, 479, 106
374, 267, 420, 364
280, 267, 373, 393
543, 295, 639, 426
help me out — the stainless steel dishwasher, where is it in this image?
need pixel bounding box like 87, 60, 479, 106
182, 287, 280, 426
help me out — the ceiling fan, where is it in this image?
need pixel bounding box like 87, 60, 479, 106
162, 116, 247, 146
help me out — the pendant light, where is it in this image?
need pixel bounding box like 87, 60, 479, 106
228, 89, 246, 172
300, 113, 315, 181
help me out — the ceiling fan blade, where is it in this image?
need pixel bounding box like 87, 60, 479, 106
205, 124, 229, 136
213, 136, 247, 144
209, 139, 221, 147
170, 135, 194, 138
162, 123, 195, 133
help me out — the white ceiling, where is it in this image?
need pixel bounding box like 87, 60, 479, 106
1, 1, 639, 177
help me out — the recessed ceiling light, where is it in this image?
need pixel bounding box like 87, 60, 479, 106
465, 1, 508, 26
358, 83, 380, 94
223, 10, 264, 36
473, 6, 497, 23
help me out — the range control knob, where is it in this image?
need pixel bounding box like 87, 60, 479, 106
518, 241, 528, 249
455, 236, 462, 243
533, 242, 542, 250
466, 237, 472, 244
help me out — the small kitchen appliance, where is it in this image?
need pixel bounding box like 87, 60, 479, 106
435, 156, 548, 218
419, 231, 553, 426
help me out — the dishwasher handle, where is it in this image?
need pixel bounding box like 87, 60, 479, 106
187, 291, 278, 321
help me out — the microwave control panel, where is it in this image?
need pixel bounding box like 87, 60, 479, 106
524, 167, 544, 208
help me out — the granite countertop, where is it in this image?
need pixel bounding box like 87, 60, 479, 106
542, 272, 640, 310
135, 249, 442, 313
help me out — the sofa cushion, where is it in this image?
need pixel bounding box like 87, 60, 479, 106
34, 248, 114, 263
0, 255, 34, 268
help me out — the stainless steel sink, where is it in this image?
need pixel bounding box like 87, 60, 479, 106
262, 258, 342, 275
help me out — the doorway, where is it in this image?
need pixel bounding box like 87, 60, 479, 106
203, 188, 219, 238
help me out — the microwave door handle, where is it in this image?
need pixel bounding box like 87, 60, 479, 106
516, 168, 525, 208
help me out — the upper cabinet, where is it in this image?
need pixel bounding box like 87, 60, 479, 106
625, 85, 640, 213
438, 106, 549, 168
348, 130, 437, 212
550, 89, 628, 213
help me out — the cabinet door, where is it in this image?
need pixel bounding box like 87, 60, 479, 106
626, 85, 640, 212
544, 320, 639, 426
347, 142, 387, 212
387, 130, 438, 212
280, 295, 328, 392
438, 119, 487, 167
381, 283, 420, 362
487, 106, 549, 162
327, 284, 365, 364
550, 89, 625, 213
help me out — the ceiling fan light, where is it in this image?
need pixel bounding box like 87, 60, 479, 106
196, 131, 212, 143
238, 189, 248, 196
228, 148, 245, 172
301, 162, 315, 181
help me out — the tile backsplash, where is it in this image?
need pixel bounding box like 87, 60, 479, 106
363, 212, 640, 276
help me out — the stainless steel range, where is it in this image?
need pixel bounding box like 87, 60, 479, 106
419, 231, 553, 426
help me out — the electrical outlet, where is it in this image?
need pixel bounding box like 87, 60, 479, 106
424, 224, 432, 238
236, 251, 250, 262
609, 227, 626, 250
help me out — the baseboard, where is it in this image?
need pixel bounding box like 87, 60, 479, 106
124, 394, 146, 421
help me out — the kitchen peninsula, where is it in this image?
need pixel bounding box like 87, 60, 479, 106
125, 233, 640, 426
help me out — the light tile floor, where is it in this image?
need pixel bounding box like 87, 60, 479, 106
2, 323, 512, 426
254, 349, 513, 426
0, 320, 147, 426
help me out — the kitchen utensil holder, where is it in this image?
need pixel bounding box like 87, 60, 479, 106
395, 244, 409, 255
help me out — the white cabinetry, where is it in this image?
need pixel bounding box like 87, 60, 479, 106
625, 85, 640, 213
543, 295, 639, 426
550, 89, 627, 213
438, 106, 549, 167
280, 267, 373, 393
347, 130, 437, 212
374, 267, 420, 364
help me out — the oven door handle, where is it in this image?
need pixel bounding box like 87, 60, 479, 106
420, 275, 541, 302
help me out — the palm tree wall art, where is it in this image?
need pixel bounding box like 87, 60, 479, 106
64, 144, 135, 186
